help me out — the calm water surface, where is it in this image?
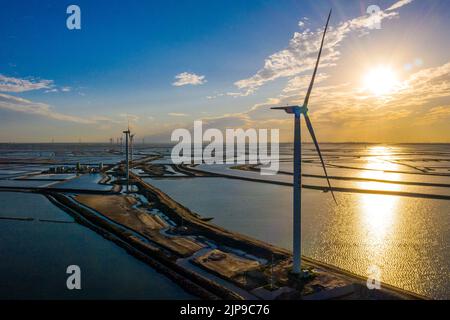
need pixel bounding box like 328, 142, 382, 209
147, 177, 450, 299
0, 192, 193, 300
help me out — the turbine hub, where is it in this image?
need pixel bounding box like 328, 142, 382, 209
299, 106, 309, 114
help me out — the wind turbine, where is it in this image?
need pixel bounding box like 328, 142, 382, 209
123, 126, 131, 193
271, 9, 336, 275
130, 134, 135, 164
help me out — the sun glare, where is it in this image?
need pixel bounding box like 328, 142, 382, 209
363, 66, 399, 97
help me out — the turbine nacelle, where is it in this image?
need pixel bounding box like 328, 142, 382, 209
271, 105, 308, 116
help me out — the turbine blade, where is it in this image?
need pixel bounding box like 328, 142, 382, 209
271, 106, 291, 110
304, 113, 337, 204
303, 9, 332, 108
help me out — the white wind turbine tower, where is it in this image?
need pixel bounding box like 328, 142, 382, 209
130, 134, 135, 164
123, 121, 131, 193
272, 9, 336, 275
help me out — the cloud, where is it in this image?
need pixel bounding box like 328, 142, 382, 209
300, 61, 450, 127
1, 74, 74, 95
150, 0, 443, 142
231, 7, 401, 96
119, 113, 140, 123
206, 93, 225, 100
205, 2, 413, 100
0, 93, 118, 125
197, 0, 421, 140
0, 93, 95, 124
298, 17, 308, 28
0, 74, 53, 93
418, 106, 450, 125
44, 87, 71, 94
379, 62, 450, 109
387, 0, 414, 11
172, 72, 207, 87
200, 57, 450, 142
149, 57, 450, 142
283, 73, 329, 93
0, 74, 111, 125
168, 112, 189, 117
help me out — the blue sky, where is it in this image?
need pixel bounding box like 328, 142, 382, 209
1, 0, 450, 142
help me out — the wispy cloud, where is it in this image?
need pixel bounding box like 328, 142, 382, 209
387, 0, 414, 11
199, 55, 450, 141
196, 0, 425, 142
0, 73, 107, 126
416, 106, 450, 126
286, 60, 450, 128
0, 74, 53, 93
0, 74, 74, 95
283, 73, 329, 93
231, 6, 403, 96
0, 93, 95, 124
172, 72, 206, 87
206, 0, 413, 100
44, 86, 72, 94
119, 113, 140, 123
168, 112, 189, 117
0, 93, 119, 125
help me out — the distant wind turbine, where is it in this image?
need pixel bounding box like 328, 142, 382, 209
126, 114, 135, 167
123, 124, 131, 193
271, 9, 336, 275
130, 134, 135, 164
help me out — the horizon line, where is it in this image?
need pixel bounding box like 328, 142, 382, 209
0, 141, 450, 145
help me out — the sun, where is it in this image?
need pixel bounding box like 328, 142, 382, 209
363, 66, 399, 96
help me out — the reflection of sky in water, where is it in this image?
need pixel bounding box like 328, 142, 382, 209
147, 145, 450, 299
52, 174, 111, 191
0, 180, 58, 188
0, 192, 193, 299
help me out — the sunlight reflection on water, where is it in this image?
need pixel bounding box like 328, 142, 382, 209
146, 145, 450, 299
358, 146, 401, 255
